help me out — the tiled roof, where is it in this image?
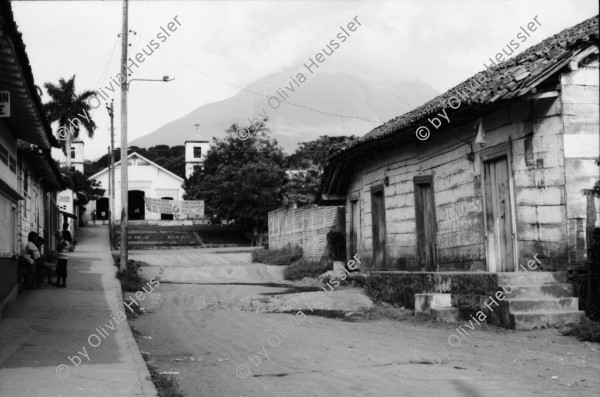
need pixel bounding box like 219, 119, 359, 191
329, 15, 599, 159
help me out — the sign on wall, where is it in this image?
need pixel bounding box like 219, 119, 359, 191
144, 197, 204, 216
0, 91, 9, 117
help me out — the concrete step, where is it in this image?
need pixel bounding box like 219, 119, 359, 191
127, 240, 200, 246
505, 297, 579, 312
500, 283, 574, 298
511, 310, 585, 330
414, 293, 451, 314
431, 307, 459, 323
497, 271, 567, 286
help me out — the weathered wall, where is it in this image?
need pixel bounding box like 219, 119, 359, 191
268, 205, 344, 261
561, 57, 600, 268
17, 155, 49, 253
345, 84, 572, 271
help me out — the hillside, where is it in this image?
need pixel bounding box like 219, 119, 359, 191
130, 68, 439, 151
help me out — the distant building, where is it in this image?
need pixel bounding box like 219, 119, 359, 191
185, 140, 210, 178
87, 152, 185, 221
53, 140, 84, 174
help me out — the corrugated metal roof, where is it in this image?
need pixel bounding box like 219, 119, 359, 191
0, 1, 59, 150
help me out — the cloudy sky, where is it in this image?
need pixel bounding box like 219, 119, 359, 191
12, 0, 599, 160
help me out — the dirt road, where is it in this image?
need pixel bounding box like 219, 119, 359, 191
128, 251, 600, 397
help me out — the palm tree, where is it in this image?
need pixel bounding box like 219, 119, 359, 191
44, 76, 97, 167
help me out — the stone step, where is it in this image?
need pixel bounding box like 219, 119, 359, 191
128, 235, 197, 241
499, 283, 574, 298
414, 293, 451, 314
497, 271, 567, 286
511, 310, 585, 330
505, 297, 579, 312
127, 240, 200, 245
431, 307, 459, 323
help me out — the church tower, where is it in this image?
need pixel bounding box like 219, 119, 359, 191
185, 140, 210, 178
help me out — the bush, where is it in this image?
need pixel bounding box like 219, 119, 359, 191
252, 244, 303, 266
115, 260, 147, 292
562, 319, 600, 342
283, 258, 332, 280
146, 365, 185, 397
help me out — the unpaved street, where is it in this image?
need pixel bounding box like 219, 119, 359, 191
128, 250, 600, 397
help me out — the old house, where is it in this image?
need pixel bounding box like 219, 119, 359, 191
1, 1, 63, 316
317, 16, 599, 328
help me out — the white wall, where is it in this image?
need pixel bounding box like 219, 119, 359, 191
91, 154, 184, 220
52, 141, 84, 173
185, 141, 210, 178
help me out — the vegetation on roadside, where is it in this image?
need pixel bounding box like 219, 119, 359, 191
283, 258, 332, 281
252, 244, 303, 266
146, 366, 186, 397
115, 259, 147, 292
562, 319, 600, 343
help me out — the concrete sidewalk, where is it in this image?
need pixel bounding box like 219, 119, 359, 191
0, 225, 157, 397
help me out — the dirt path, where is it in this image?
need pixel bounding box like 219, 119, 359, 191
128, 252, 600, 397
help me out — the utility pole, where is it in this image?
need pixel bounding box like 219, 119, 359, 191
119, 0, 129, 271
106, 100, 115, 226
107, 145, 112, 243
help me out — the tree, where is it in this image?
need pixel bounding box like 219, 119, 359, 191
183, 123, 286, 244
44, 75, 97, 167
283, 135, 357, 205
281, 165, 322, 207
286, 135, 357, 169
60, 166, 105, 213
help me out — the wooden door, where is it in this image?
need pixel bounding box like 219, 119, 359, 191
415, 179, 437, 271
371, 189, 386, 270
484, 156, 514, 272
350, 200, 359, 256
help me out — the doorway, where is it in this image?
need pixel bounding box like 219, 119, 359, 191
128, 190, 145, 220
484, 155, 514, 272
371, 186, 386, 270
161, 197, 174, 220
414, 176, 437, 271
349, 199, 359, 256
96, 197, 109, 221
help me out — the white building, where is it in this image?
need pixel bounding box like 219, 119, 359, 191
185, 140, 210, 178
53, 140, 85, 173
87, 152, 184, 221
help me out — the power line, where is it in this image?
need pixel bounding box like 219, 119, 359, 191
96, 40, 119, 90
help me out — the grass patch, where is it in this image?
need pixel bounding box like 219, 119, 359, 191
283, 258, 331, 280
146, 363, 186, 397
115, 260, 148, 292
562, 318, 600, 342
252, 244, 303, 266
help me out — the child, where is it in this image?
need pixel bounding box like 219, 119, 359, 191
56, 231, 71, 288
34, 236, 53, 286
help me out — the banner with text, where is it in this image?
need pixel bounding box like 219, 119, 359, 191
144, 197, 204, 216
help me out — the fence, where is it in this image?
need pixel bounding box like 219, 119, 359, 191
268, 205, 344, 261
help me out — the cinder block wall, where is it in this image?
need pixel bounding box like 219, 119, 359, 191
268, 205, 344, 261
